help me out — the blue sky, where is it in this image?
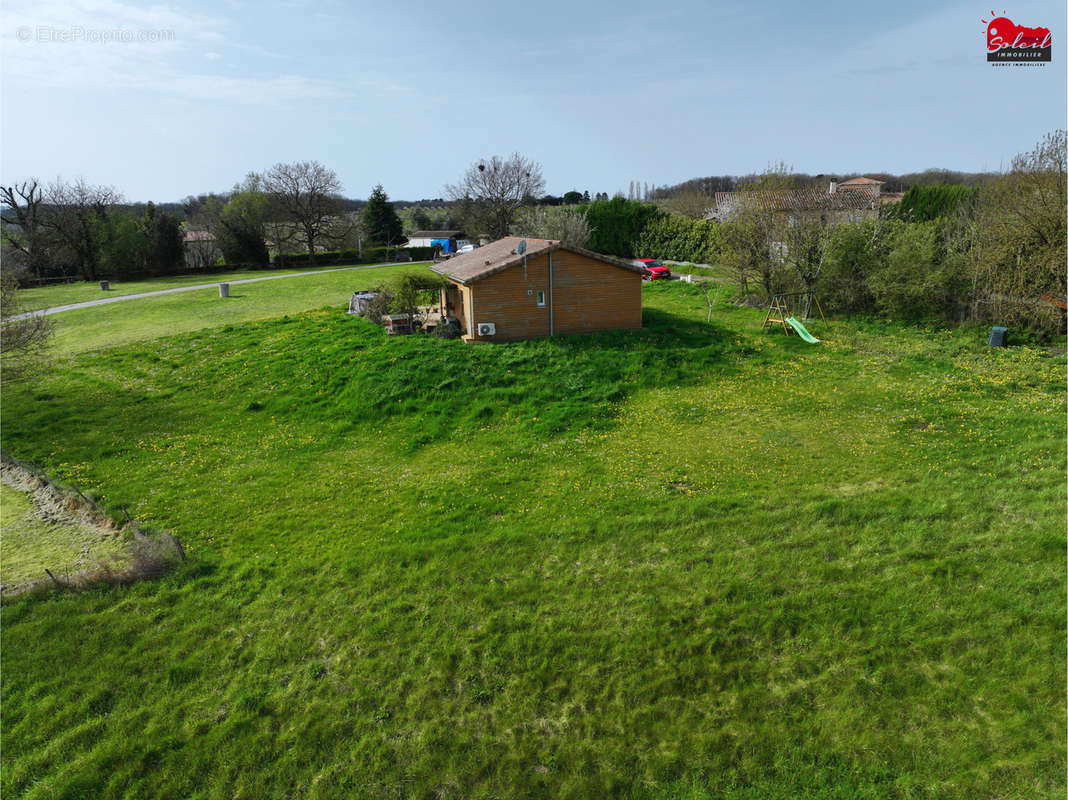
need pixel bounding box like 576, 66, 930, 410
1, 0, 1065, 201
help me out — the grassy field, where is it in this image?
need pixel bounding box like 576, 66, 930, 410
24, 263, 429, 356
1, 276, 1064, 799
16, 263, 422, 312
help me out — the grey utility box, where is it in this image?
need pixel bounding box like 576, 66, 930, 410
988, 326, 1007, 347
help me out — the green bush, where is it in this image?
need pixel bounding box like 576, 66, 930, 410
389, 271, 448, 321
817, 219, 975, 321
867, 221, 968, 320
272, 247, 436, 269
581, 197, 662, 258
818, 219, 903, 314
430, 319, 462, 338
273, 250, 359, 268
405, 246, 438, 261
635, 216, 729, 265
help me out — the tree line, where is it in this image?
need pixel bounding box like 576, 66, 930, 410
4, 134, 1063, 339
648, 167, 1000, 201
505, 132, 1066, 339
1, 163, 408, 283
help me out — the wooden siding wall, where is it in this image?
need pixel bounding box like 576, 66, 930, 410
466, 251, 642, 342
551, 251, 642, 336
468, 253, 552, 341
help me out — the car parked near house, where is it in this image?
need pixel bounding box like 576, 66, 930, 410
634, 258, 672, 281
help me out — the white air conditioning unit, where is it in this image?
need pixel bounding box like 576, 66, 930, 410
477, 322, 496, 336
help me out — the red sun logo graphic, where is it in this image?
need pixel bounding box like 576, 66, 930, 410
982, 10, 1052, 51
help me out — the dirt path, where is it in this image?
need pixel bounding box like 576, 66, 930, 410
14, 262, 407, 320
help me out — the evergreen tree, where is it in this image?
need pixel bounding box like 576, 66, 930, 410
363, 184, 404, 246
141, 202, 185, 275
218, 192, 270, 267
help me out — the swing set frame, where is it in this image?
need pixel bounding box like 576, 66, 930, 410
761, 291, 827, 335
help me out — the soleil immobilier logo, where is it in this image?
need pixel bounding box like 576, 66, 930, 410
983, 11, 1052, 62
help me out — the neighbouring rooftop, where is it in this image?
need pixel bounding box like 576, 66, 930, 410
428, 237, 642, 285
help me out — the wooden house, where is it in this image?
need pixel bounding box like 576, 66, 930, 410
429, 237, 644, 342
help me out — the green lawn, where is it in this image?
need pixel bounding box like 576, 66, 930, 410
16, 262, 426, 312
1, 280, 1063, 799
35, 263, 431, 356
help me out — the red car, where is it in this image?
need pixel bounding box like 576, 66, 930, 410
634, 258, 672, 281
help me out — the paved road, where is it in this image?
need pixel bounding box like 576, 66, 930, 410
15, 262, 409, 320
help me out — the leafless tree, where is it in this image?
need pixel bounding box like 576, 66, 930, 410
1, 180, 50, 281
511, 206, 592, 248
180, 194, 225, 269
1, 270, 52, 384
782, 217, 829, 293
664, 188, 715, 219
723, 163, 796, 299
446, 153, 545, 240
258, 161, 348, 264
41, 178, 123, 280
972, 129, 1066, 333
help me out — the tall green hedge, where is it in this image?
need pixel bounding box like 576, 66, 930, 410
634, 216, 729, 265
890, 185, 980, 222
272, 246, 437, 268
581, 198, 662, 258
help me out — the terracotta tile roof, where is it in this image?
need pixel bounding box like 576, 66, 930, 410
429, 237, 643, 285
711, 186, 879, 218
838, 176, 885, 186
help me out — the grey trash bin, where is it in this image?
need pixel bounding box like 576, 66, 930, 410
100, 280, 110, 291
988, 326, 1007, 347
219, 283, 230, 298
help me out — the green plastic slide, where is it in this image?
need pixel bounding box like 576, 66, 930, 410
785, 316, 820, 344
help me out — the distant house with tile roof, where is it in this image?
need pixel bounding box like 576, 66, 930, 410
429, 237, 644, 341
837, 176, 886, 190
183, 230, 220, 269
708, 180, 883, 225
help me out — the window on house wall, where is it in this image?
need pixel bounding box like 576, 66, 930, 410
536, 290, 546, 307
